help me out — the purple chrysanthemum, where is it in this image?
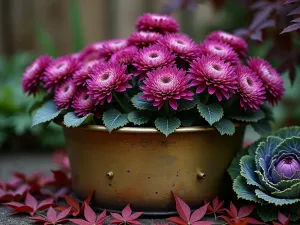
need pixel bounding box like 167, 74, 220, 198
132, 45, 176, 75
43, 56, 79, 91
276, 156, 300, 178
100, 39, 129, 60
236, 66, 266, 110
198, 40, 239, 64
128, 31, 162, 48
136, 13, 179, 34
248, 58, 284, 105
110, 46, 138, 65
54, 78, 77, 109
206, 31, 248, 57
87, 62, 132, 105
73, 60, 102, 86
158, 34, 198, 62
140, 67, 193, 110
189, 56, 237, 101
79, 42, 106, 63
22, 55, 52, 95
72, 88, 95, 117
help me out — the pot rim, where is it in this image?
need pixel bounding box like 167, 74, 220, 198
61, 123, 244, 134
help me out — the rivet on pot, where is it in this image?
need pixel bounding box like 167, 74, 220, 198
107, 171, 114, 178
197, 171, 206, 179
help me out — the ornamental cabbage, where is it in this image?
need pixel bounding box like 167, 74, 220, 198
229, 126, 300, 222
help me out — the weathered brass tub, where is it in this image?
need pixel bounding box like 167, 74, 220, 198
63, 125, 245, 214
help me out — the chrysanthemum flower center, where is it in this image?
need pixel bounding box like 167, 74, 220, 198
220, 32, 234, 40
246, 77, 253, 87
56, 63, 66, 70
161, 76, 172, 84
83, 94, 89, 100
102, 73, 111, 81
149, 52, 159, 58
212, 64, 222, 71
63, 86, 70, 93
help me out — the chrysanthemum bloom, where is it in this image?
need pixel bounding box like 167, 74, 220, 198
43, 56, 79, 91
158, 34, 198, 63
79, 42, 106, 63
100, 39, 129, 60
206, 31, 248, 57
236, 66, 265, 110
198, 40, 239, 64
54, 78, 77, 109
22, 55, 52, 95
133, 45, 176, 75
128, 31, 162, 48
189, 56, 237, 101
110, 46, 138, 65
248, 58, 284, 105
87, 62, 132, 105
136, 13, 179, 34
73, 60, 102, 86
141, 67, 193, 110
72, 88, 95, 117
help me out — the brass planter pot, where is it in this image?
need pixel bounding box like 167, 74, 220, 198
64, 125, 245, 214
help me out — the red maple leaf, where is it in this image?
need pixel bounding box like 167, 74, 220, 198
56, 192, 93, 217
41, 187, 69, 202
110, 204, 143, 225
0, 184, 28, 202
69, 203, 108, 225
272, 212, 290, 225
3, 192, 54, 215
7, 171, 42, 189
167, 193, 215, 225
204, 196, 226, 218
219, 202, 264, 225
46, 170, 72, 188
52, 150, 70, 172
30, 206, 71, 225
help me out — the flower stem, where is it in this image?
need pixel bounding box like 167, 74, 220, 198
113, 92, 129, 113
164, 101, 170, 117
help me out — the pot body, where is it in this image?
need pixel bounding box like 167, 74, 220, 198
64, 126, 245, 213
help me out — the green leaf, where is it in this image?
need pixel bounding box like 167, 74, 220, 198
228, 149, 249, 180
131, 93, 154, 110
35, 25, 57, 57
233, 175, 263, 203
273, 126, 300, 139
177, 97, 198, 111
255, 189, 300, 206
214, 118, 235, 135
63, 112, 93, 127
228, 109, 265, 122
32, 101, 63, 127
273, 136, 300, 156
251, 119, 272, 136
69, 0, 84, 51
240, 155, 265, 190
10, 114, 32, 135
102, 108, 129, 132
272, 182, 300, 199
257, 205, 278, 222
155, 117, 181, 136
128, 111, 151, 125
197, 102, 223, 125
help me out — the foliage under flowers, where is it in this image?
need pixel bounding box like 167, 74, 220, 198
229, 126, 300, 222
23, 13, 284, 136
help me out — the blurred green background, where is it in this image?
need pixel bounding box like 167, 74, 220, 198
0, 0, 299, 151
